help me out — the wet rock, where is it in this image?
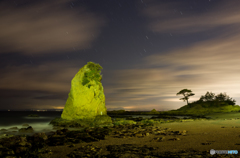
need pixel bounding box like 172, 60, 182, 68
0, 129, 7, 132
18, 126, 34, 133
49, 117, 101, 128
92, 115, 113, 128
32, 132, 48, 141
67, 144, 103, 158
106, 144, 158, 158
0, 133, 15, 139
151, 136, 165, 142
0, 148, 15, 157
0, 125, 115, 157
68, 144, 75, 148
171, 130, 187, 135
110, 124, 172, 139
88, 127, 112, 140
169, 137, 180, 141
0, 133, 52, 158
46, 127, 112, 146
0, 118, 232, 158
134, 133, 142, 137
9, 127, 18, 130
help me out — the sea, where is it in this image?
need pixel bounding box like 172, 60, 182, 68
0, 111, 190, 137
0, 111, 63, 136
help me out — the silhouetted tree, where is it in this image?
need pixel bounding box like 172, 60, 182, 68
215, 92, 227, 101
215, 92, 236, 105
177, 89, 195, 106
198, 92, 236, 106
199, 91, 215, 102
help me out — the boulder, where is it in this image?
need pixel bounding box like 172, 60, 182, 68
18, 126, 34, 133
61, 62, 110, 123
92, 115, 113, 127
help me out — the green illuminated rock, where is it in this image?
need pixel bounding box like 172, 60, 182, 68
61, 62, 108, 122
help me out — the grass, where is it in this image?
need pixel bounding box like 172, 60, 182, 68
160, 103, 240, 117
205, 112, 240, 120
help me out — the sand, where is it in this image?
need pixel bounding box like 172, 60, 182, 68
47, 118, 240, 157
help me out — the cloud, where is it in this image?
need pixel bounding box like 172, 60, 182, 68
140, 29, 240, 103
0, 58, 88, 110
0, 59, 86, 93
142, 1, 240, 34
101, 1, 240, 110
0, 0, 105, 55
102, 68, 185, 109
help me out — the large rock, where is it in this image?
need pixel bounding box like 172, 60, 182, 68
92, 115, 113, 127
61, 62, 108, 121
18, 126, 34, 133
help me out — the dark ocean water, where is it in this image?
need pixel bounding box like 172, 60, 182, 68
0, 111, 62, 136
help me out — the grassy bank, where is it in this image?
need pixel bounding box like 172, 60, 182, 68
108, 103, 240, 118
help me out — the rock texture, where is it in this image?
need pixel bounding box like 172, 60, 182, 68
92, 115, 113, 127
61, 62, 107, 121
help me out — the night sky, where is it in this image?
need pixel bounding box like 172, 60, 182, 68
1, 0, 240, 111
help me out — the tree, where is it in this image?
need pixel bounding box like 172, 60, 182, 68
198, 91, 236, 106
199, 91, 215, 102
215, 92, 227, 101
225, 98, 236, 105
176, 89, 195, 105
215, 92, 236, 105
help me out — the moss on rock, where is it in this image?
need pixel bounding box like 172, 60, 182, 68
61, 62, 107, 121
92, 115, 113, 127
49, 116, 113, 128
113, 120, 136, 126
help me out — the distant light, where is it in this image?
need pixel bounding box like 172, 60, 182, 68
8, 110, 10, 111
36, 110, 47, 112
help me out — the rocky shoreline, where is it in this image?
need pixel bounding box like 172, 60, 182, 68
0, 116, 239, 157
